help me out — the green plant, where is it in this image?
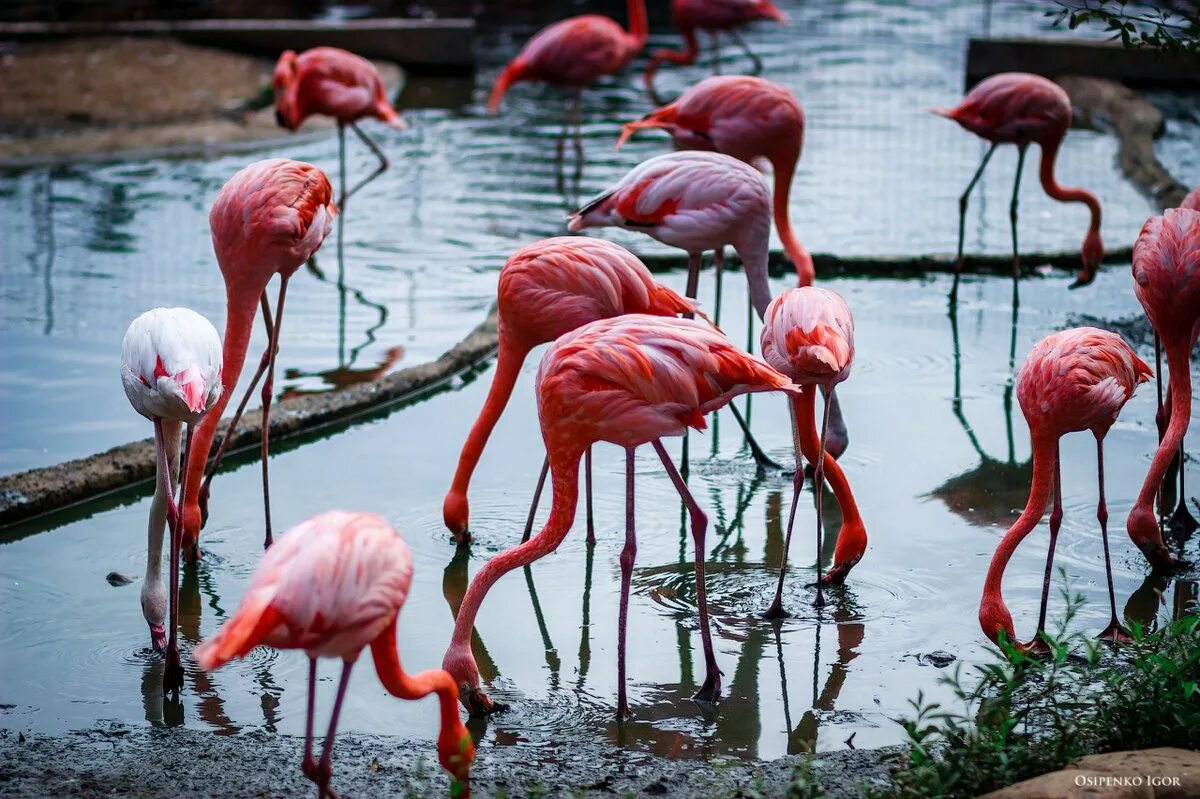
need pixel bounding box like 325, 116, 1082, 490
1048, 1, 1200, 55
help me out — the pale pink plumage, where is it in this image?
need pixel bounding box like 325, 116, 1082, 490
121, 308, 223, 424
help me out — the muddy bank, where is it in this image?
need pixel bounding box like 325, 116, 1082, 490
0, 724, 901, 798
0, 36, 403, 168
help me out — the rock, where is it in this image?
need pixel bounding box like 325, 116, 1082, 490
918, 651, 956, 668
980, 748, 1200, 799
105, 572, 133, 586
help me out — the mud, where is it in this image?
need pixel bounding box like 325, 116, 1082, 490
0, 724, 901, 798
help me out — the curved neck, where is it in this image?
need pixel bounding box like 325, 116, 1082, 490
1135, 343, 1193, 511
737, 237, 774, 321
146, 420, 182, 583
625, 0, 648, 49
1038, 139, 1101, 234
772, 154, 813, 287
980, 431, 1057, 641
447, 449, 582, 653
446, 333, 530, 504
794, 389, 862, 552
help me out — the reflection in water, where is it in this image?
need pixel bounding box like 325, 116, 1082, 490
30, 171, 56, 335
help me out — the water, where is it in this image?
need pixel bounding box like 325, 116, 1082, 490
1, 0, 1198, 766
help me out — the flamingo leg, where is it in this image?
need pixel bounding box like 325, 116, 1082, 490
301, 657, 319, 783
342, 122, 389, 208
585, 444, 596, 546
617, 448, 637, 718
813, 387, 834, 608
260, 276, 290, 550
312, 660, 354, 799
571, 89, 583, 165
1096, 437, 1132, 643
727, 29, 763, 75
521, 456, 551, 543
199, 292, 274, 526
765, 394, 806, 619
153, 419, 185, 695
1029, 442, 1063, 653
653, 439, 721, 703
1008, 143, 1028, 305
713, 246, 725, 327
711, 32, 721, 74
949, 142, 997, 305
1168, 445, 1198, 541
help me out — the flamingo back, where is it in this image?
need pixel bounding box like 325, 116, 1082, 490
535, 314, 795, 451
209, 159, 337, 288
518, 15, 634, 86
760, 287, 854, 386
121, 307, 223, 422
1132, 208, 1200, 347
936, 72, 1070, 146
673, 0, 787, 31
196, 511, 413, 667
277, 47, 401, 128
1016, 327, 1151, 439
498, 237, 696, 346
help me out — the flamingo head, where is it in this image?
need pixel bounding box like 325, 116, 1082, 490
1127, 506, 1177, 571
148, 623, 167, 652
978, 589, 1024, 653
437, 716, 476, 791
273, 50, 302, 130
442, 491, 471, 546
1071, 227, 1104, 288
757, 0, 788, 23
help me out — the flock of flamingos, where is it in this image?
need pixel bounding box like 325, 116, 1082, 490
112, 0, 1200, 795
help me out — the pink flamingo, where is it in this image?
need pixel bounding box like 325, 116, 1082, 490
617, 74, 813, 285
442, 314, 799, 717
644, 0, 787, 96
182, 159, 337, 559
980, 328, 1151, 651
273, 47, 406, 207
1127, 208, 1199, 568
487, 0, 647, 151
935, 72, 1104, 303
759, 287, 866, 615
121, 307, 223, 694
196, 511, 474, 798
1182, 188, 1200, 212
443, 237, 697, 546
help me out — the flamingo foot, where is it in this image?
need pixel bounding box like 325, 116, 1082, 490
148, 623, 167, 652
302, 758, 341, 799
1166, 501, 1199, 544
1022, 635, 1053, 657
163, 646, 184, 695
762, 598, 789, 620
461, 686, 504, 717
692, 672, 722, 704
1097, 620, 1134, 645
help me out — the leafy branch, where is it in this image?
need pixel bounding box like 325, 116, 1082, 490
1048, 1, 1200, 55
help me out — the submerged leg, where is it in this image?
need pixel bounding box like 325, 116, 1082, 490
1029, 443, 1063, 654
765, 396, 806, 619
1167, 444, 1198, 541
521, 456, 551, 544
653, 440, 721, 702
617, 448, 637, 718
260, 277, 290, 550
343, 122, 390, 207
949, 142, 997, 305
1008, 143, 1028, 306
813, 388, 834, 608
1095, 437, 1132, 643
728, 29, 763, 75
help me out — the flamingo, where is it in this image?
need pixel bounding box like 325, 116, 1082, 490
759, 287, 866, 615
1182, 188, 1199, 212
569, 149, 846, 464
644, 0, 787, 97
182, 159, 337, 559
487, 0, 647, 152
980, 328, 1150, 651
196, 511, 475, 798
442, 314, 799, 717
935, 72, 1104, 303
1127, 208, 1200, 568
442, 237, 697, 547
120, 307, 222, 694
617, 75, 813, 286
273, 47, 406, 208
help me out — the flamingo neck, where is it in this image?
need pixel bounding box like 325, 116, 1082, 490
146, 420, 182, 583
736, 235, 774, 322
644, 29, 698, 89
979, 431, 1058, 644
625, 0, 648, 49
1038, 139, 1101, 237
443, 331, 532, 538
771, 154, 813, 287
794, 390, 863, 573
1135, 343, 1193, 512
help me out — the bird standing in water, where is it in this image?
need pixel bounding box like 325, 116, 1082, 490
443, 237, 697, 547
759, 287, 866, 615
980, 328, 1150, 651
488, 0, 647, 155
1127, 208, 1200, 564
197, 511, 474, 798
120, 307, 223, 694
182, 159, 337, 558
935, 72, 1103, 303
442, 315, 799, 717
273, 47, 407, 208
644, 0, 787, 97
618, 74, 813, 285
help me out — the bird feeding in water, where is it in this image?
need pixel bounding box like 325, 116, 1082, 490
196, 511, 475, 798
120, 307, 223, 694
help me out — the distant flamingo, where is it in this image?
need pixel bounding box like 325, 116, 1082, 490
442, 315, 799, 716
935, 72, 1104, 303
196, 511, 474, 798
120, 307, 222, 694
1127, 208, 1199, 567
644, 0, 787, 96
273, 47, 406, 207
182, 159, 337, 559
618, 75, 813, 285
443, 237, 697, 547
487, 0, 647, 152
980, 328, 1150, 651
759, 287, 865, 615
569, 149, 845, 463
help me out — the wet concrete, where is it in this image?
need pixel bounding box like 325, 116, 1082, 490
0, 724, 900, 798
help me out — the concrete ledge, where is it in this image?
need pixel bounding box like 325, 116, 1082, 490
0, 18, 476, 70
967, 37, 1200, 89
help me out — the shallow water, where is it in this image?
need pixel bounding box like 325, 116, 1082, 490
1, 0, 1199, 766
